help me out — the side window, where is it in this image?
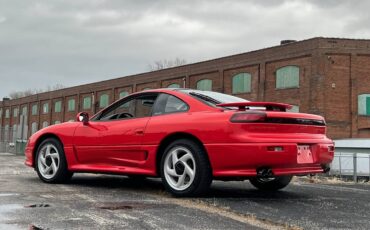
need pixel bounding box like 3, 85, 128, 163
97, 94, 158, 121
153, 94, 188, 115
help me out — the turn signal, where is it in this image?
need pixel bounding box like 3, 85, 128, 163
230, 111, 266, 123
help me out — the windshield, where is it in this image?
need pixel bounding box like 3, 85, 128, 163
178, 89, 248, 107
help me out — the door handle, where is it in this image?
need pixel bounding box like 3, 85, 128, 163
135, 129, 144, 135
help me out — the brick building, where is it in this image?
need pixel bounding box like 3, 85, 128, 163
1, 37, 370, 149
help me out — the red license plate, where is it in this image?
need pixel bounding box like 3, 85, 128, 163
297, 145, 313, 164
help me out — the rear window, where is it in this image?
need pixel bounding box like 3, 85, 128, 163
178, 89, 248, 107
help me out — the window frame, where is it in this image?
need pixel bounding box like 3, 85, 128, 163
31, 104, 38, 115
5, 109, 10, 118
152, 93, 189, 117
83, 96, 92, 110
42, 103, 49, 114
99, 94, 110, 108
232, 72, 252, 94
196, 79, 213, 91
275, 65, 300, 89
54, 101, 62, 113
68, 99, 76, 112
358, 94, 370, 116
92, 92, 159, 122
119, 91, 129, 99
167, 83, 181, 88
13, 107, 19, 118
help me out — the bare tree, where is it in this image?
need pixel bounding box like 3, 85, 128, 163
149, 57, 187, 71
8, 84, 66, 99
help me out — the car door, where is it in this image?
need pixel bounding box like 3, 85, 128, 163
73, 93, 158, 167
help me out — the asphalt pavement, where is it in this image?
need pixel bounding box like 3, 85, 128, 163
0, 153, 369, 230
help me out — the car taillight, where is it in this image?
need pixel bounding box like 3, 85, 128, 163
230, 111, 267, 123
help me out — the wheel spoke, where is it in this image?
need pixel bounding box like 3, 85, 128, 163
40, 155, 47, 167
184, 163, 194, 179
179, 153, 191, 162
49, 153, 59, 160
171, 151, 178, 165
165, 165, 178, 177
44, 166, 52, 174
176, 173, 186, 187
51, 159, 58, 173
45, 145, 52, 156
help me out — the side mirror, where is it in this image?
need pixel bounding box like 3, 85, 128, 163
76, 112, 89, 125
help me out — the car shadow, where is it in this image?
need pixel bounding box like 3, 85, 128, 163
62, 174, 308, 200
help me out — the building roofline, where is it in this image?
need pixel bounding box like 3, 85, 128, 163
2, 37, 370, 103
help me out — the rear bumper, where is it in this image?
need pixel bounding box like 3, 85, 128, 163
205, 142, 334, 177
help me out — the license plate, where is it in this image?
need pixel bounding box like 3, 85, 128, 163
297, 145, 313, 164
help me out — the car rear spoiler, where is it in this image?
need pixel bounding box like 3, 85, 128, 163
216, 102, 293, 111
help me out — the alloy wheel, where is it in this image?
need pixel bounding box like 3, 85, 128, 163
163, 146, 196, 191
37, 144, 60, 180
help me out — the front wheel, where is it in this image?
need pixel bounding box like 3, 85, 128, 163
35, 138, 73, 183
160, 139, 212, 197
249, 176, 292, 191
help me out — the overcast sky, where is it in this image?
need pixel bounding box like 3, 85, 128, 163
1, 0, 370, 98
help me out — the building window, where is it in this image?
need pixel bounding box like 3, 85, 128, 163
22, 106, 27, 116
288, 105, 300, 113
0, 109, 2, 119
83, 96, 92, 109
42, 103, 49, 114
32, 104, 38, 115
31, 122, 38, 134
276, 66, 300, 89
232, 73, 251, 94
12, 124, 17, 141
42, 121, 49, 128
55, 101, 62, 113
196, 79, 212, 91
13, 108, 19, 118
54, 120, 61, 125
99, 94, 109, 108
168, 83, 180, 88
119, 91, 129, 99
4, 125, 9, 141
5, 109, 10, 118
68, 99, 76, 112
358, 94, 370, 115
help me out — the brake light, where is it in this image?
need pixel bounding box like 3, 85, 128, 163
230, 111, 266, 123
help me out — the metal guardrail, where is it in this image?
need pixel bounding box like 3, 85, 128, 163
330, 152, 370, 182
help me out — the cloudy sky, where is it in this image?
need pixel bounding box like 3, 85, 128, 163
1, 0, 370, 98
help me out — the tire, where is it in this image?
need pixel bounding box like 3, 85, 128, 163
160, 139, 212, 197
35, 138, 73, 183
127, 175, 147, 181
249, 176, 292, 191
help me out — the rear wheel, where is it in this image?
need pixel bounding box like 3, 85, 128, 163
35, 138, 73, 183
249, 176, 292, 191
160, 139, 212, 197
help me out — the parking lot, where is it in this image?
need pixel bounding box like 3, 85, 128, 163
1, 153, 369, 230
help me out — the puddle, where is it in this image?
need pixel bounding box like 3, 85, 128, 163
0, 204, 23, 230
0, 193, 19, 197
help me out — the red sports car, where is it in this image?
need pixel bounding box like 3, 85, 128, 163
25, 89, 334, 196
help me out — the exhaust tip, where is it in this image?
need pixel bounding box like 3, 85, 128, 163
321, 164, 330, 173
257, 167, 274, 177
